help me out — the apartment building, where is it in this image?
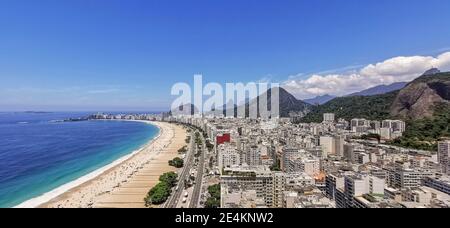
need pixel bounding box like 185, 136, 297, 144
438, 140, 450, 174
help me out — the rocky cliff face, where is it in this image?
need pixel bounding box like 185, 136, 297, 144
390, 71, 450, 119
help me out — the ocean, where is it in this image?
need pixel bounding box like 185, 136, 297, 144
0, 112, 159, 208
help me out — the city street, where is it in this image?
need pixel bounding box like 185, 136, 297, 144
165, 130, 195, 208
189, 132, 206, 208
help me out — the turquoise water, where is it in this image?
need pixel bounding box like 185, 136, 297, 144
0, 112, 159, 208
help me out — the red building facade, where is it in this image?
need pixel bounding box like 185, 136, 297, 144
216, 133, 231, 145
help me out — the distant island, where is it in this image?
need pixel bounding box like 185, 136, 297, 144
62, 117, 90, 122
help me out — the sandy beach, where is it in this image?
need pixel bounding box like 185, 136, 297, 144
26, 121, 187, 208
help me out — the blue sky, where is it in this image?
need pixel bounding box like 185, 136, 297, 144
1, 0, 450, 111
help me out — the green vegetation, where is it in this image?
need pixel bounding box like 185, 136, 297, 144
168, 157, 184, 168
208, 184, 221, 199
144, 172, 178, 206
205, 197, 220, 208
205, 184, 221, 208
390, 103, 450, 151
362, 194, 378, 203
299, 72, 450, 152
195, 132, 203, 145
206, 139, 214, 152
193, 131, 203, 157
270, 159, 281, 171
301, 91, 398, 123
185, 136, 191, 144
411, 72, 450, 84
144, 182, 171, 206
209, 156, 214, 170
159, 172, 178, 186
355, 133, 381, 142
178, 145, 187, 153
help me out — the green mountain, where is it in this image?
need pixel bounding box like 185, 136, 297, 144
300, 70, 450, 151
224, 87, 312, 118
390, 71, 450, 150
301, 91, 398, 123
392, 103, 450, 151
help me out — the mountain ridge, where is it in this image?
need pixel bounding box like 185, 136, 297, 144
300, 68, 450, 151
347, 82, 408, 97
304, 94, 336, 105
301, 69, 449, 122
225, 87, 312, 118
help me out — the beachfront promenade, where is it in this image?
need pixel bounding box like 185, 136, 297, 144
40, 122, 187, 208
166, 130, 195, 208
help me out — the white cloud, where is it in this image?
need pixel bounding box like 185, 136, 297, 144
283, 52, 450, 100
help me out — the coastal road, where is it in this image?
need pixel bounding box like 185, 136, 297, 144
189, 132, 206, 208
166, 130, 195, 208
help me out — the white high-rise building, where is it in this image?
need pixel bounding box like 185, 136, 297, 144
320, 136, 334, 157
320, 136, 343, 157
343, 143, 357, 163
438, 140, 450, 174
379, 120, 406, 140
351, 118, 369, 128
342, 174, 385, 208
282, 147, 300, 171
325, 173, 345, 200
218, 143, 241, 171
334, 136, 344, 158
287, 157, 320, 177
379, 128, 392, 140
323, 113, 335, 123
357, 153, 370, 165
391, 168, 433, 189
272, 172, 286, 208
247, 146, 262, 166
300, 158, 320, 177
221, 167, 285, 208
382, 120, 406, 133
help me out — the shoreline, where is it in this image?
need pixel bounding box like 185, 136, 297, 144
14, 120, 164, 208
